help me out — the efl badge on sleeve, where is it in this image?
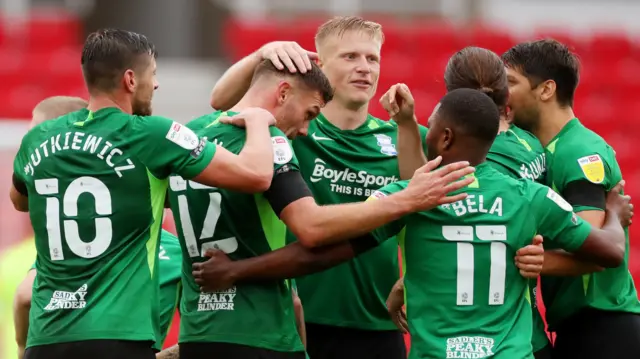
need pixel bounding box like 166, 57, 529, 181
577, 155, 605, 184
272, 136, 293, 164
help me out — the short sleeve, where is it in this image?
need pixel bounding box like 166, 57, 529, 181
551, 143, 611, 191
130, 116, 216, 179
419, 124, 429, 156
532, 184, 592, 252
367, 182, 408, 244
269, 127, 300, 173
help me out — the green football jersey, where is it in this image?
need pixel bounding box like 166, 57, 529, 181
154, 230, 182, 351
168, 111, 304, 353
488, 126, 546, 183
541, 118, 640, 329
289, 114, 429, 330
13, 107, 215, 347
487, 125, 549, 352
369, 163, 592, 359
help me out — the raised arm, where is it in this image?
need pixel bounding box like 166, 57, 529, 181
10, 176, 28, 212
210, 42, 316, 110
380, 84, 427, 180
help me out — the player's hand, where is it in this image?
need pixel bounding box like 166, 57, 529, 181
192, 249, 237, 292
218, 107, 276, 128
380, 83, 415, 123
386, 278, 408, 333
606, 180, 633, 227
399, 156, 475, 212
257, 41, 318, 73
515, 235, 544, 279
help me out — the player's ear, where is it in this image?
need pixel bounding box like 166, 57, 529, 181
539, 79, 556, 102
276, 81, 292, 106
442, 127, 454, 150
123, 69, 136, 94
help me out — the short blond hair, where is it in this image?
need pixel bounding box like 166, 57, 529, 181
31, 96, 88, 128
315, 16, 384, 50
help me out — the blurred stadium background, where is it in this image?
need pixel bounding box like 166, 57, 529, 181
1, 0, 640, 357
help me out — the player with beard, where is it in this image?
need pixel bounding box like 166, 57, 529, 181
9, 29, 276, 359
208, 16, 430, 359
193, 88, 631, 358
503, 39, 640, 359
172, 59, 474, 359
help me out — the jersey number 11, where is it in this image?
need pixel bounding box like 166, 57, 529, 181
443, 225, 507, 306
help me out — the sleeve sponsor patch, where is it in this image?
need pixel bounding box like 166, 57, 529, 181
275, 164, 292, 175
577, 154, 605, 184
272, 136, 293, 165
166, 121, 199, 150
547, 188, 574, 212
367, 190, 387, 201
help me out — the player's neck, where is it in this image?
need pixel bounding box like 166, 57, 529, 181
321, 100, 369, 131
231, 90, 273, 113
497, 118, 510, 133
87, 94, 133, 115
535, 106, 576, 147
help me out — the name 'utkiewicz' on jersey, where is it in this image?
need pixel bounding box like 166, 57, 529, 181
167, 111, 303, 354
12, 107, 216, 348
367, 163, 592, 359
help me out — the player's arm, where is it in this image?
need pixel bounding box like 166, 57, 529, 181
380, 84, 428, 180
210, 42, 315, 110
269, 158, 473, 248
540, 184, 627, 268
137, 110, 274, 193
10, 174, 28, 212
292, 290, 306, 349
564, 180, 607, 227
541, 251, 603, 276
386, 277, 408, 333
13, 268, 36, 359
156, 344, 179, 359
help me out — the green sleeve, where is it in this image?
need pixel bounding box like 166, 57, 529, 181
366, 181, 408, 244
129, 116, 217, 180
418, 124, 429, 155
531, 183, 592, 252
13, 131, 34, 185
551, 143, 613, 212
269, 127, 300, 173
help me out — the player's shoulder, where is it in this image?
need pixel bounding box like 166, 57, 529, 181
551, 119, 612, 159
365, 115, 399, 134
508, 126, 544, 152
370, 180, 409, 198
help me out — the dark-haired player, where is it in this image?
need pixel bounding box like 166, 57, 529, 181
172, 60, 474, 359
385, 46, 551, 358
503, 39, 640, 359
193, 88, 630, 358
9, 28, 277, 359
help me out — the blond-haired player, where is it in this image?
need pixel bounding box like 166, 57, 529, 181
209, 16, 428, 359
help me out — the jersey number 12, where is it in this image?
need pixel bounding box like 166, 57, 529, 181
443, 225, 507, 306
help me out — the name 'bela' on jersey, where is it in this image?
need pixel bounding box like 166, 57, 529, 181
368, 163, 591, 359
168, 111, 304, 353
290, 114, 429, 330
13, 107, 216, 347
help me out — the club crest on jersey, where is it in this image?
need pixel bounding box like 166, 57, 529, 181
374, 134, 397, 156
577, 154, 605, 184
272, 136, 293, 165
166, 121, 199, 150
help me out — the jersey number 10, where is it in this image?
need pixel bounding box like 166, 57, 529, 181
443, 225, 507, 306
35, 177, 112, 260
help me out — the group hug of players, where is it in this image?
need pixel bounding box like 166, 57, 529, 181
9, 15, 639, 359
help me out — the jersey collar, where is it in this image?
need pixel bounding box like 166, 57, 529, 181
316, 112, 380, 135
